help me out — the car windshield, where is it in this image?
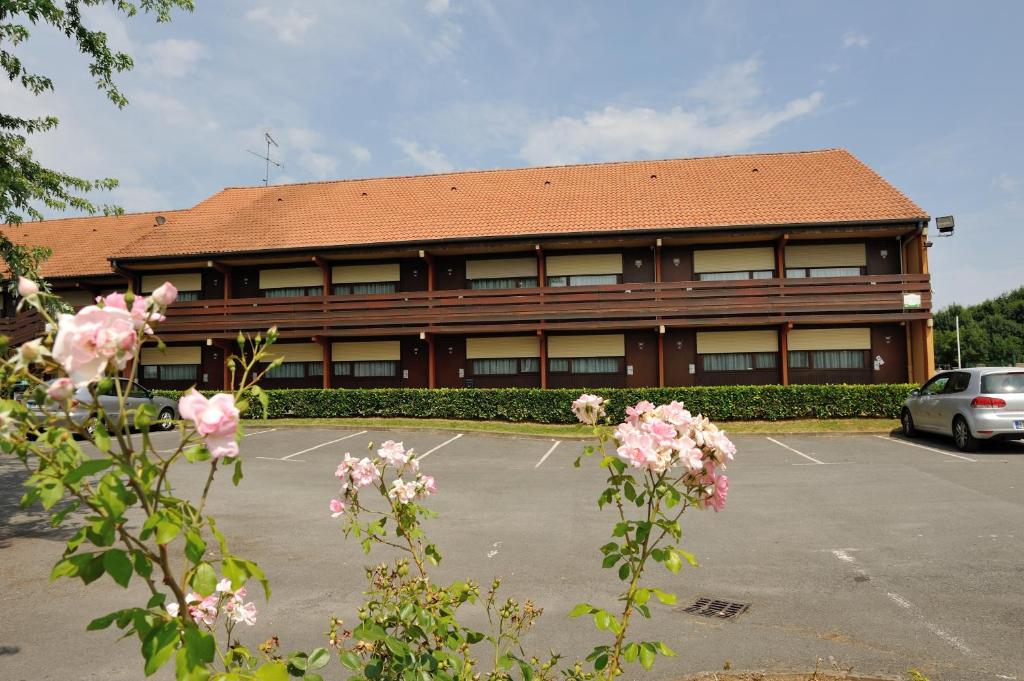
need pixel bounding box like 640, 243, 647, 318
980, 372, 1024, 394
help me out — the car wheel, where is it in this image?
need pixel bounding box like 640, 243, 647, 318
901, 408, 917, 437
158, 408, 176, 431
952, 416, 979, 452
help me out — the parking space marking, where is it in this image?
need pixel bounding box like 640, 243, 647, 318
279, 430, 368, 461
245, 428, 277, 437
255, 456, 306, 462
534, 441, 561, 468
766, 437, 826, 464
417, 433, 463, 460
873, 435, 977, 463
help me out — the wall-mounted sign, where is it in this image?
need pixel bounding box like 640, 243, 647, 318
903, 293, 922, 308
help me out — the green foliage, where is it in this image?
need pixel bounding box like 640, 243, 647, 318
152, 384, 917, 423
934, 287, 1024, 368
1, 0, 194, 298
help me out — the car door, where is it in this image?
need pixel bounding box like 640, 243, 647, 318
934, 371, 971, 435
915, 373, 951, 431
121, 379, 151, 427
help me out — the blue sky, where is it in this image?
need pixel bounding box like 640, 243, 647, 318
7, 0, 1023, 308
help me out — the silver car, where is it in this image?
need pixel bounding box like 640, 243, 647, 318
901, 367, 1024, 451
26, 378, 179, 433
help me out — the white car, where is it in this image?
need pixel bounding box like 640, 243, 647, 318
25, 378, 179, 433
901, 367, 1024, 451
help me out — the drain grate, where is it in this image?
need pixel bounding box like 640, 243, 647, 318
683, 597, 750, 620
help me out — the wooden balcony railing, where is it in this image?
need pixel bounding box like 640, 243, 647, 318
152, 274, 932, 341
0, 275, 932, 345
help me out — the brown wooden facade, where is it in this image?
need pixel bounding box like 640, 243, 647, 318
2, 223, 936, 390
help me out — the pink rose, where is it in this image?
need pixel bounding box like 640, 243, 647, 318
52, 305, 138, 387
47, 378, 75, 402
349, 457, 380, 488
419, 474, 437, 497
378, 440, 409, 467
97, 291, 162, 334
625, 400, 656, 425
388, 479, 418, 504
150, 282, 178, 308
329, 498, 345, 517
178, 389, 240, 459
17, 276, 39, 298
702, 473, 728, 512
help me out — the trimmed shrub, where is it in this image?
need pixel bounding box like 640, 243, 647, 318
153, 383, 916, 423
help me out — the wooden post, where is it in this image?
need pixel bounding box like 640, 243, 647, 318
780, 323, 790, 386
427, 334, 436, 389
538, 329, 547, 389
222, 340, 232, 391
657, 328, 665, 388
654, 240, 662, 283
318, 336, 331, 389
776, 234, 788, 278
423, 252, 435, 292
536, 245, 545, 287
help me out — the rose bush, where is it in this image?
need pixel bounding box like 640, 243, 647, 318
2, 281, 735, 680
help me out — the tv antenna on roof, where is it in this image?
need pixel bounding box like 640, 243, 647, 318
247, 131, 281, 186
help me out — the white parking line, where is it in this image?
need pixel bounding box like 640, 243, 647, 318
535, 441, 561, 468
245, 428, 277, 437
873, 435, 977, 463
279, 430, 368, 461
417, 433, 463, 460
766, 437, 826, 464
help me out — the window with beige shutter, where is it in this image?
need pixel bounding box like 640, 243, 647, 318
545, 253, 622, 287
693, 247, 775, 281
331, 341, 401, 378
787, 327, 871, 369
331, 263, 400, 295
139, 346, 202, 382
141, 273, 203, 302
546, 334, 625, 375
785, 243, 866, 278
259, 268, 323, 298
696, 330, 779, 372
466, 336, 541, 376
466, 258, 539, 290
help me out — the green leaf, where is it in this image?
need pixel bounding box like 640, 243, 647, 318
156, 518, 181, 546
134, 551, 153, 579
623, 642, 639, 663
665, 550, 682, 574
64, 458, 112, 484
594, 654, 608, 671
141, 620, 178, 676
568, 603, 595, 618
639, 643, 656, 670
601, 553, 620, 569
338, 651, 361, 670
183, 627, 216, 667
634, 588, 650, 606
617, 562, 630, 581
184, 530, 206, 564
594, 610, 611, 631
103, 549, 133, 588
653, 588, 676, 605
93, 422, 111, 452
678, 549, 699, 567
306, 648, 330, 670
38, 479, 65, 510
657, 641, 676, 657
87, 611, 120, 631
254, 662, 289, 681
232, 459, 243, 486
191, 562, 218, 597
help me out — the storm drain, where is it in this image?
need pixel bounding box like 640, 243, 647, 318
682, 597, 750, 620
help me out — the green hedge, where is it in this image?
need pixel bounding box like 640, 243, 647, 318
153, 384, 916, 423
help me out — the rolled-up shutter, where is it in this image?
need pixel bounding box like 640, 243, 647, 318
331, 263, 400, 284
696, 330, 778, 354
331, 341, 401, 361
60, 290, 97, 308
141, 272, 202, 293
548, 334, 625, 358
786, 243, 866, 268
465, 258, 537, 280
267, 342, 323, 362
140, 346, 201, 365
789, 328, 871, 351
466, 336, 539, 359
693, 247, 774, 274
259, 267, 321, 289
546, 253, 622, 276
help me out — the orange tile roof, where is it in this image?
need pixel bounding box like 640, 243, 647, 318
3, 149, 928, 279
2, 211, 175, 279
114, 149, 926, 261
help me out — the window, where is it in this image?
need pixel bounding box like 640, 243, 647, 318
943, 371, 970, 393
471, 358, 540, 375
333, 361, 398, 377
921, 375, 950, 395
981, 372, 1024, 394
332, 282, 398, 296
141, 365, 198, 381
702, 352, 778, 372
263, 286, 323, 298
785, 267, 863, 278
469, 277, 538, 290
307, 362, 323, 377
548, 357, 622, 374
546, 274, 620, 287
788, 350, 867, 370
698, 270, 775, 281
267, 362, 306, 379
176, 290, 200, 302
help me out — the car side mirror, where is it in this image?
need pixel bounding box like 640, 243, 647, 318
909, 389, 921, 397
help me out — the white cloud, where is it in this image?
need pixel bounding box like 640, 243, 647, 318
246, 6, 316, 44
993, 174, 1020, 193
349, 144, 372, 163
842, 31, 870, 49
397, 139, 454, 172
142, 39, 206, 79
133, 91, 218, 130
426, 20, 463, 61
425, 0, 451, 15
519, 59, 824, 165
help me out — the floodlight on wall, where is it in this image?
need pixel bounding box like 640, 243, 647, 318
935, 215, 955, 236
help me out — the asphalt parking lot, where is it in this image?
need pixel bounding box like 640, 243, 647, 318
1, 426, 1022, 680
